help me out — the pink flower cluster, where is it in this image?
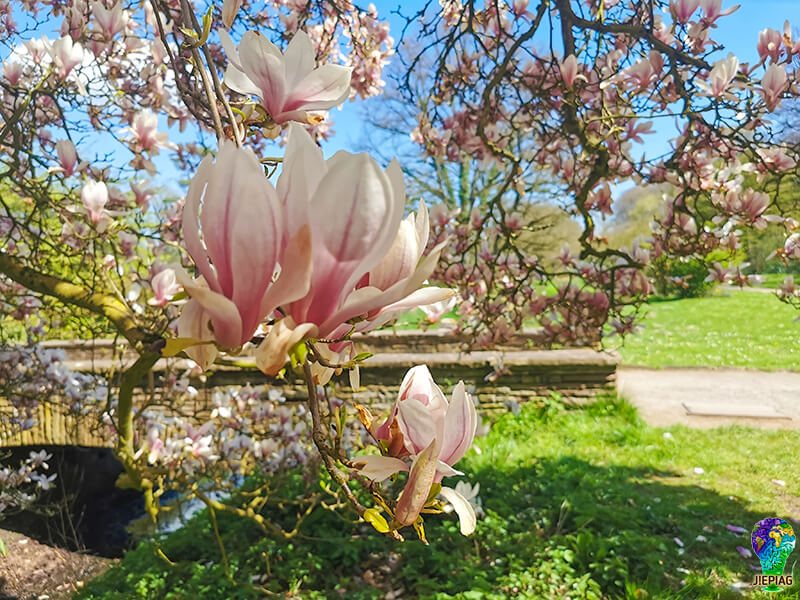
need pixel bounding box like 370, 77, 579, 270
176, 125, 453, 374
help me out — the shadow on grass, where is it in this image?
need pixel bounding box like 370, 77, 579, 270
75, 455, 791, 599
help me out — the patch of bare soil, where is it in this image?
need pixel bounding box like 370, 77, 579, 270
0, 528, 114, 600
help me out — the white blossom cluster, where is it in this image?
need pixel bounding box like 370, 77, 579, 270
0, 340, 108, 430
137, 384, 367, 483
0, 449, 56, 516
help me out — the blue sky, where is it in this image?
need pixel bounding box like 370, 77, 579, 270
326, 0, 797, 160
6, 1, 794, 194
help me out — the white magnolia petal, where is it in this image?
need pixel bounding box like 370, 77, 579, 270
439, 486, 477, 536
397, 397, 438, 454
285, 64, 352, 112
282, 30, 316, 90
440, 381, 477, 466
222, 63, 261, 98
177, 299, 218, 370
352, 454, 409, 481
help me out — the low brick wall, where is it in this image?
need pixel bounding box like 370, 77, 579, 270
3, 333, 619, 447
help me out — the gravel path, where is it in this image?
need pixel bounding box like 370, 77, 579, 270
618, 366, 800, 429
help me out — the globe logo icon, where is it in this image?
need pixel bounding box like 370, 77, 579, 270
751, 518, 796, 592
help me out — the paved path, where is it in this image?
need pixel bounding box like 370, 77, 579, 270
617, 366, 800, 429
719, 284, 777, 294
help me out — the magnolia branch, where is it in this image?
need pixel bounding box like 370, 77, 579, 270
0, 250, 154, 348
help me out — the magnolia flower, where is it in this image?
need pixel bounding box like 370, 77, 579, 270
24, 37, 51, 63
760, 63, 787, 111
442, 481, 483, 518
130, 181, 153, 210
3, 61, 23, 85
698, 53, 738, 97
275, 125, 453, 344
559, 55, 585, 87
91, 0, 128, 39
221, 0, 242, 28
148, 268, 180, 307
704, 261, 731, 283
698, 0, 739, 25
81, 180, 111, 230
273, 125, 401, 333
221, 29, 352, 125
126, 110, 176, 153
420, 295, 458, 324
758, 28, 783, 63
670, 0, 700, 23
176, 142, 312, 353
355, 366, 478, 535
50, 36, 83, 79
55, 139, 78, 176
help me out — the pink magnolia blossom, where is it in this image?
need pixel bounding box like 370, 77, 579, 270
559, 55, 585, 87
2, 61, 22, 85
221, 29, 352, 125
698, 0, 739, 25
130, 181, 153, 210
758, 28, 783, 63
176, 142, 312, 352
784, 233, 800, 259
266, 127, 454, 357
355, 366, 478, 534
276, 125, 422, 338
698, 53, 738, 97
623, 51, 663, 90
420, 295, 458, 324
783, 20, 800, 56
24, 38, 50, 63
126, 110, 176, 154
148, 267, 180, 307
704, 261, 731, 283
50, 35, 83, 78
55, 139, 78, 176
91, 0, 128, 39
760, 63, 787, 111
670, 0, 700, 24
81, 180, 111, 230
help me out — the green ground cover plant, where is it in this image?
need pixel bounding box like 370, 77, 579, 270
620, 290, 800, 371
75, 397, 800, 599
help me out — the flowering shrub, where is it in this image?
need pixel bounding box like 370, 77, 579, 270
0, 0, 799, 577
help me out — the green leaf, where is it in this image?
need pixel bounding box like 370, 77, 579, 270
426, 482, 443, 505
161, 337, 207, 357
363, 508, 390, 533
353, 352, 373, 362
199, 7, 213, 44
289, 342, 308, 368
179, 27, 199, 40
0, 536, 7, 557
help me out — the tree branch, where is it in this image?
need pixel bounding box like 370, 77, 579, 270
0, 250, 156, 348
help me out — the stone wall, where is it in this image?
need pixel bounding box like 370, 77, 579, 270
3, 332, 619, 447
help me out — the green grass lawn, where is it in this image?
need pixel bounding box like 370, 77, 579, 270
76, 398, 800, 600
620, 289, 800, 371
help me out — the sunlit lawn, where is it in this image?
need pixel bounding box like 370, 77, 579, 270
620, 289, 800, 371
76, 398, 800, 600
